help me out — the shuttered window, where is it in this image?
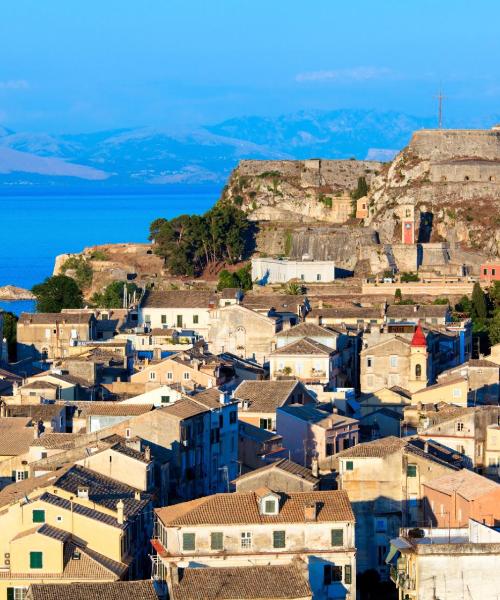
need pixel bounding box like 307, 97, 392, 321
32, 510, 45, 523
182, 533, 195, 551
29, 552, 43, 569
331, 528, 344, 546
273, 530, 286, 548
210, 532, 223, 550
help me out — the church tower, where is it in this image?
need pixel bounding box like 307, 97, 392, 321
407, 323, 428, 393
401, 204, 415, 245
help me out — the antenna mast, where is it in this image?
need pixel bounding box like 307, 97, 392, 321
436, 90, 445, 129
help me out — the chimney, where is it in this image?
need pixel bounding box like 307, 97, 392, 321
116, 499, 125, 524
219, 392, 226, 405
77, 486, 89, 499
134, 490, 141, 501
311, 456, 319, 478
304, 501, 318, 522
424, 441, 429, 454
144, 446, 151, 461
0, 402, 6, 418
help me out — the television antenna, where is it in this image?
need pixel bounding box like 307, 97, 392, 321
435, 90, 446, 129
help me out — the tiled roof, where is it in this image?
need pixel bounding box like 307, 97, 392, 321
189, 387, 225, 409
419, 404, 473, 427
220, 287, 242, 299
276, 322, 337, 339
4, 404, 64, 420
468, 359, 499, 368
54, 465, 150, 518
19, 312, 93, 325
0, 468, 70, 507
234, 458, 319, 485
308, 305, 382, 319
242, 294, 307, 312
335, 436, 408, 458
234, 380, 300, 413
12, 523, 70, 542
22, 380, 59, 390
110, 442, 151, 464
39, 493, 126, 529
27, 581, 158, 600
79, 403, 153, 417
0, 420, 35, 455
156, 489, 354, 526
270, 337, 333, 356
279, 404, 358, 428
157, 398, 208, 420
170, 565, 311, 600
424, 469, 499, 500
386, 304, 449, 318
141, 290, 215, 309
413, 376, 467, 394
31, 433, 82, 449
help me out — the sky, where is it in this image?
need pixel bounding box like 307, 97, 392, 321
0, 0, 499, 133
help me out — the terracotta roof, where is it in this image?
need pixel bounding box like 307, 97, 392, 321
279, 404, 359, 429
220, 287, 242, 299
270, 337, 333, 356
189, 387, 225, 409
0, 467, 70, 507
242, 294, 308, 312
19, 312, 93, 325
336, 436, 409, 458
79, 403, 153, 417
468, 359, 499, 368
31, 433, 82, 449
234, 380, 301, 413
276, 322, 337, 339
386, 304, 449, 319
22, 380, 59, 390
156, 490, 354, 526
156, 398, 208, 420
141, 290, 215, 309
424, 469, 499, 500
234, 458, 319, 485
419, 404, 473, 427
4, 404, 64, 420
170, 565, 311, 600
307, 306, 382, 319
0, 419, 35, 455
412, 376, 467, 395
27, 581, 158, 600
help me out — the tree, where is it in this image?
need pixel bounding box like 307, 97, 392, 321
32, 275, 83, 313
455, 295, 472, 314
1, 311, 17, 361
471, 282, 487, 321
433, 297, 450, 305
235, 264, 253, 291
394, 288, 402, 303
488, 309, 500, 346
283, 282, 305, 295
60, 256, 93, 289
91, 281, 138, 308
217, 270, 240, 292
351, 176, 369, 200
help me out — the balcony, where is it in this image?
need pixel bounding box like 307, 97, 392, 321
390, 566, 415, 591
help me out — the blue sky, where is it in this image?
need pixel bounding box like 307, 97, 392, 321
0, 0, 499, 132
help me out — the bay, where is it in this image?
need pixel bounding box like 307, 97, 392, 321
0, 189, 219, 315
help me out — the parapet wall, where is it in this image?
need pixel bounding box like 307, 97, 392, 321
409, 128, 500, 161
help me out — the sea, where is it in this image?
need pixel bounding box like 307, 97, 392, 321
0, 188, 219, 316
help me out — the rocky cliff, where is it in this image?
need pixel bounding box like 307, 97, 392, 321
366, 126, 500, 255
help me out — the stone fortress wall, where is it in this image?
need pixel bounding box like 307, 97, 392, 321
410, 127, 500, 161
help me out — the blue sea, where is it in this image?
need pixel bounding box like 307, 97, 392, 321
0, 189, 218, 315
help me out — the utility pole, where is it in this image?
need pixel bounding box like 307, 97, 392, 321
435, 90, 445, 129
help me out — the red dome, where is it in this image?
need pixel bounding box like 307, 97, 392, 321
411, 323, 427, 347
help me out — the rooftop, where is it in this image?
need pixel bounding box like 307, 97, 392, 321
276, 322, 338, 339
170, 565, 311, 600
156, 398, 208, 420
423, 469, 499, 500
27, 581, 158, 600
156, 489, 354, 526
386, 304, 449, 319
233, 458, 319, 485
234, 380, 301, 413
141, 290, 216, 309
279, 404, 359, 428
19, 312, 93, 325
270, 337, 334, 356
79, 402, 154, 417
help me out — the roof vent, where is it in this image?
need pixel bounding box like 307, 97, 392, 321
77, 486, 89, 499
304, 501, 318, 522
72, 549, 81, 560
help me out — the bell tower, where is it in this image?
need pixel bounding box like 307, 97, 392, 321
408, 323, 428, 393
401, 204, 415, 245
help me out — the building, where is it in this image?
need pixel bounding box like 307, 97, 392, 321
152, 489, 356, 600
410, 375, 469, 407
305, 304, 384, 329
252, 257, 336, 284
336, 436, 462, 578
138, 290, 216, 337
26, 581, 159, 600
0, 417, 38, 488
437, 358, 500, 405
385, 304, 451, 326
277, 404, 359, 471
233, 380, 315, 431
480, 262, 500, 282
422, 469, 500, 527
207, 304, 281, 364
237, 421, 288, 470
389, 519, 500, 600
233, 458, 319, 493
17, 313, 97, 361
269, 338, 338, 387
485, 424, 500, 478
168, 564, 312, 600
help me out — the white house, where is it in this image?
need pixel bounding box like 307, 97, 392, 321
252, 258, 336, 284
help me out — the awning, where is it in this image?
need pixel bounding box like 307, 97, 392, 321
385, 544, 400, 564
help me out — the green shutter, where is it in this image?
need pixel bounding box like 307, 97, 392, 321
331, 528, 344, 546
11, 471, 16, 482
30, 551, 43, 569
210, 532, 223, 550
345, 564, 352, 584
273, 530, 286, 548
7, 588, 14, 600
407, 464, 417, 477
32, 509, 45, 523
346, 461, 354, 471
182, 533, 195, 551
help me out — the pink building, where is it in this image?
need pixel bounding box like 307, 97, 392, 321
480, 263, 500, 282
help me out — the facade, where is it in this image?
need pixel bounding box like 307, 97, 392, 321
305, 305, 384, 328
385, 304, 451, 326
437, 359, 500, 405
252, 258, 336, 284
237, 421, 288, 470
207, 304, 280, 364
152, 489, 356, 600
234, 380, 315, 431
410, 376, 469, 407
17, 313, 97, 361
480, 262, 500, 282
233, 458, 319, 493
277, 404, 359, 471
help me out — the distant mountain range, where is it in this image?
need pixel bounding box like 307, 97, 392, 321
0, 109, 496, 190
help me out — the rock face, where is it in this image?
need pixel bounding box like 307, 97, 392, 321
0, 285, 35, 300
222, 159, 383, 223
366, 126, 500, 255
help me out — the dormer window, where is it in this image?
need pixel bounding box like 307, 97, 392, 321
264, 499, 277, 514
256, 489, 280, 515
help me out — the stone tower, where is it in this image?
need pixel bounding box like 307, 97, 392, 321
401, 204, 415, 245
407, 323, 428, 393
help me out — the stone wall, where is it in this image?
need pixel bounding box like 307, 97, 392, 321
410, 128, 500, 161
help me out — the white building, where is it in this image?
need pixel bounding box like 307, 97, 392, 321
152, 488, 356, 600
252, 258, 336, 284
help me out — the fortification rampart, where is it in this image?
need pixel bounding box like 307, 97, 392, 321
409, 128, 500, 161
429, 160, 500, 183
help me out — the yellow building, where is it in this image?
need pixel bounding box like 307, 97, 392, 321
411, 375, 468, 407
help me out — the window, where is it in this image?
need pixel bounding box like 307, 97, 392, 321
264, 499, 277, 514
210, 532, 223, 550
316, 274, 321, 281
375, 517, 387, 533
331, 529, 344, 546
7, 588, 27, 600
161, 395, 170, 404
229, 411, 237, 424
29, 552, 43, 569
161, 315, 167, 324
183, 372, 190, 380
176, 315, 183, 328
32, 510, 45, 523
367, 357, 373, 368
182, 533, 195, 551
407, 464, 417, 477
259, 418, 272, 430
273, 530, 286, 548
377, 545, 388, 566
390, 355, 398, 368
345, 460, 354, 471
453, 388, 462, 399
493, 269, 497, 276
149, 371, 156, 381
457, 422, 464, 432
240, 531, 252, 549
144, 314, 151, 323
193, 315, 199, 324
415, 364, 422, 379
167, 371, 173, 380
14, 470, 28, 482
345, 564, 352, 584
484, 268, 488, 275
323, 565, 342, 585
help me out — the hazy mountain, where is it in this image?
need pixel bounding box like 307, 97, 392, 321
0, 109, 455, 189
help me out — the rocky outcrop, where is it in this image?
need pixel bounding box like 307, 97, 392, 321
366, 126, 500, 255
0, 285, 35, 300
